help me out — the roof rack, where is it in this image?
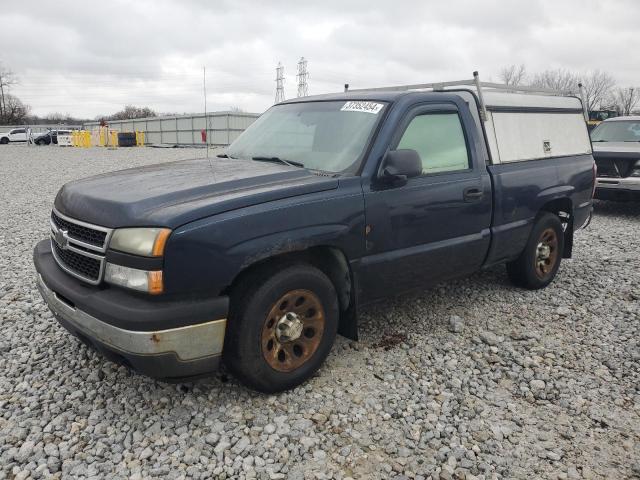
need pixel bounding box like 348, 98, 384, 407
343, 71, 587, 122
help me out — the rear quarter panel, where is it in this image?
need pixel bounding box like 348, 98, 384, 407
485, 153, 594, 266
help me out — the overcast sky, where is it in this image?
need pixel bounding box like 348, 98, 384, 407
2, 0, 639, 119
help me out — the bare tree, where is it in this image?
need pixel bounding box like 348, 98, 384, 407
0, 62, 18, 120
103, 105, 157, 121
580, 70, 616, 113
0, 94, 30, 124
500, 64, 527, 86
611, 87, 640, 116
530, 69, 580, 92
43, 112, 69, 123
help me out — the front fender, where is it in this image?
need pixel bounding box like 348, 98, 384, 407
228, 224, 353, 270
162, 178, 365, 295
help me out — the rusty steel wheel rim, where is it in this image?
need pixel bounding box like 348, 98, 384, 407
261, 289, 325, 372
534, 228, 559, 279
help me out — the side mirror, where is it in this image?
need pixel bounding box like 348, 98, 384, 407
380, 149, 422, 185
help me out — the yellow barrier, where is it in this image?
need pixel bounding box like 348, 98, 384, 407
71, 129, 144, 148
70, 130, 91, 147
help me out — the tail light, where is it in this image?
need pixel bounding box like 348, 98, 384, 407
591, 162, 597, 198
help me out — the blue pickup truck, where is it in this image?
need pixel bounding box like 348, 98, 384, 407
34, 74, 595, 392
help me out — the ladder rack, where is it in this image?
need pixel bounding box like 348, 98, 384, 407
343, 71, 587, 122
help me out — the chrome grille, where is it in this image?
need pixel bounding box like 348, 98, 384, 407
51, 211, 107, 248
50, 209, 113, 285
52, 241, 102, 281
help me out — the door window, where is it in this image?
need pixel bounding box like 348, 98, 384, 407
397, 113, 470, 175
11, 129, 26, 135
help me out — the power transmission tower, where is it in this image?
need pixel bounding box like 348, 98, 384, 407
296, 57, 309, 98
275, 62, 285, 103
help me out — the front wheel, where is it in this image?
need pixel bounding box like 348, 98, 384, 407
506, 212, 565, 290
224, 263, 339, 393
0, 138, 8, 144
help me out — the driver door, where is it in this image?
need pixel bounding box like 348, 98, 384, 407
359, 103, 492, 300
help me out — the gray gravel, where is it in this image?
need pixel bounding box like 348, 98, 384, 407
1, 144, 639, 479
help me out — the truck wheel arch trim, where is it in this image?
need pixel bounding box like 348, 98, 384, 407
226, 245, 358, 340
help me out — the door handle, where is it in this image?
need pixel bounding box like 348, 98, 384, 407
463, 187, 484, 202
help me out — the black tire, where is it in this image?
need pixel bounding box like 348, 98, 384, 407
0, 138, 8, 144
224, 263, 339, 393
507, 212, 565, 290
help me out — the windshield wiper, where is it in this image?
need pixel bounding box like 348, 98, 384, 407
216, 153, 238, 158
251, 156, 304, 168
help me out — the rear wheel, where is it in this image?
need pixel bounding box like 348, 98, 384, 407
506, 212, 564, 289
224, 263, 338, 393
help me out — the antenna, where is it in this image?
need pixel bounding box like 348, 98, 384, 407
296, 57, 309, 97
203, 66, 209, 159
275, 62, 285, 103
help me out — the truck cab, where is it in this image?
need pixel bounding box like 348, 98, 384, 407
34, 73, 595, 392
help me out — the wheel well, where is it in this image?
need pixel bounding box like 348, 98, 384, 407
224, 247, 358, 340
540, 198, 574, 258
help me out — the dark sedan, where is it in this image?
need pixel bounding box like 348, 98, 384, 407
34, 130, 72, 145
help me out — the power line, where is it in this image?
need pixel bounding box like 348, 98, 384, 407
275, 62, 285, 103
296, 57, 309, 98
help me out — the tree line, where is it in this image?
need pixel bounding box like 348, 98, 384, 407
500, 64, 639, 115
0, 62, 159, 125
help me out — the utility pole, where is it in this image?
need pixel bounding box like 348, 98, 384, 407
296, 57, 309, 98
275, 62, 285, 103
203, 66, 209, 158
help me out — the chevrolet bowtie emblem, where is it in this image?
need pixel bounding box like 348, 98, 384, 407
54, 228, 69, 250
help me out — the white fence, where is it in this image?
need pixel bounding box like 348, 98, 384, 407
82, 111, 259, 147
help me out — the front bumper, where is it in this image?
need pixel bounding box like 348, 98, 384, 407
595, 177, 640, 201
34, 240, 228, 380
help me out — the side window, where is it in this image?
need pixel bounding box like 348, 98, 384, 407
397, 112, 470, 175
12, 129, 25, 134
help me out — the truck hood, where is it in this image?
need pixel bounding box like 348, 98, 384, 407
54, 157, 339, 228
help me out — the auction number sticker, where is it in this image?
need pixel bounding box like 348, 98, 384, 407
341, 101, 384, 114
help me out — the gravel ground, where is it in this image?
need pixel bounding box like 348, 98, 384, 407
1, 144, 639, 480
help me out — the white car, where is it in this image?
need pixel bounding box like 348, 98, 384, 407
0, 128, 28, 144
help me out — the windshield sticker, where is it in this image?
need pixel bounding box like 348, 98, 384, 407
341, 101, 384, 114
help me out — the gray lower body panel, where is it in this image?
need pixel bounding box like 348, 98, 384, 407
37, 274, 225, 380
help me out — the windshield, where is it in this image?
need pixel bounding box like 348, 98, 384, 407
591, 121, 640, 142
227, 100, 387, 173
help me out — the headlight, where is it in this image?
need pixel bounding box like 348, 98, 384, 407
631, 161, 640, 177
104, 263, 163, 294
109, 228, 171, 257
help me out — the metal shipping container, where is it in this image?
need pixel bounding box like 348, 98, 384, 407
82, 111, 259, 147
